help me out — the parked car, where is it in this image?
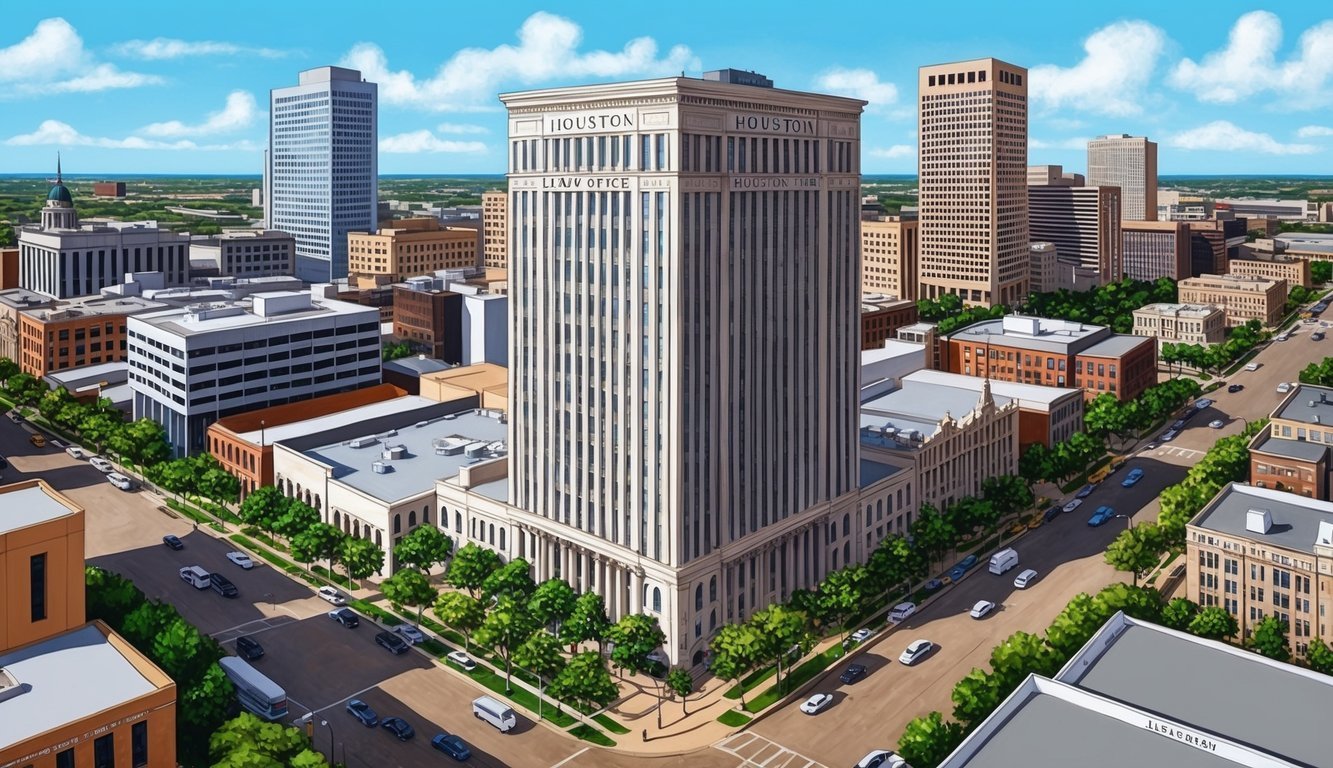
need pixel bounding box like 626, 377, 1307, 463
447, 650, 477, 671
0, 455, 7, 470
1160, 429, 1179, 442
1042, 505, 1061, 523
328, 608, 360, 628
1228, 384, 1245, 393
799, 693, 833, 715
209, 573, 238, 598
854, 750, 908, 768
1244, 362, 1260, 372
849, 628, 875, 644
235, 635, 264, 661
1013, 569, 1039, 589
89, 456, 114, 473
1088, 505, 1115, 527
381, 716, 414, 741
1195, 398, 1214, 410
1171, 419, 1186, 430
431, 732, 472, 761
898, 639, 934, 665
923, 578, 943, 591
1026, 515, 1044, 530
317, 586, 347, 605
1121, 468, 1144, 488
346, 698, 378, 727
107, 472, 134, 491
376, 631, 410, 655
394, 624, 425, 644
1075, 484, 1096, 499
839, 663, 868, 685
65, 445, 88, 460
1209, 419, 1225, 429
28, 433, 46, 448
1062, 498, 1083, 514
970, 600, 996, 619
162, 534, 184, 551
225, 551, 255, 569
947, 563, 968, 581
888, 602, 917, 622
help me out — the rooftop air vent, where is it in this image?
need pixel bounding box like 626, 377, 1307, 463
1317, 521, 1333, 546
1246, 508, 1273, 535
371, 461, 392, 474
383, 445, 407, 460
349, 436, 378, 449
0, 668, 31, 705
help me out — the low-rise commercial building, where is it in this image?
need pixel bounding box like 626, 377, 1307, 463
0, 479, 176, 768
45, 361, 134, 413
1131, 303, 1227, 346
1122, 220, 1190, 281
481, 191, 507, 269
419, 363, 507, 411
188, 229, 295, 278
381, 356, 453, 395
901, 368, 1083, 449
939, 315, 1157, 402
1248, 384, 1333, 500
347, 218, 480, 287
860, 339, 927, 402
1228, 253, 1311, 291
861, 215, 918, 300
393, 280, 464, 362
1188, 482, 1333, 658
1178, 273, 1286, 327
1249, 234, 1333, 266
860, 295, 918, 350
17, 294, 166, 377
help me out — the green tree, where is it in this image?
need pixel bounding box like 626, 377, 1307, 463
152, 615, 222, 686
1313, 260, 1332, 284
382, 340, 414, 361
1188, 606, 1239, 641
951, 667, 1005, 727
339, 536, 385, 583
0, 356, 17, 383
910, 504, 957, 569
709, 622, 764, 705
273, 499, 321, 542
148, 457, 195, 500
392, 523, 454, 573
1045, 592, 1104, 658
180, 664, 237, 764
560, 591, 611, 651
447, 542, 502, 597
121, 601, 179, 649
475, 595, 538, 691
750, 604, 811, 694
208, 711, 323, 767
1306, 637, 1333, 675
816, 565, 867, 644
1017, 443, 1051, 487
607, 613, 667, 677
528, 578, 577, 632
4, 372, 45, 405
513, 630, 566, 695
85, 566, 145, 628
119, 417, 171, 466
290, 522, 343, 573
548, 651, 619, 712
1248, 616, 1291, 662
897, 711, 965, 768
1092, 582, 1162, 623
482, 557, 536, 602
197, 456, 241, 507
666, 666, 695, 715
981, 474, 1033, 520
381, 568, 438, 626
79, 410, 125, 453
1161, 598, 1200, 631
238, 486, 290, 538
989, 630, 1060, 690
434, 591, 486, 651
1103, 523, 1165, 584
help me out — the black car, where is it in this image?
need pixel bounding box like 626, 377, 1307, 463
381, 717, 414, 741
0, 455, 8, 469
235, 635, 264, 661
1228, 384, 1244, 393
1043, 505, 1062, 523
431, 732, 472, 761
329, 608, 360, 628
209, 573, 238, 598
375, 631, 409, 655
346, 698, 378, 727
839, 663, 868, 685
162, 534, 184, 550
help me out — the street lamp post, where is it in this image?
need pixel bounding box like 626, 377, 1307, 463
319, 719, 338, 766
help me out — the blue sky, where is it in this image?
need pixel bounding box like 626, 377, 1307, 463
2, 1, 1332, 175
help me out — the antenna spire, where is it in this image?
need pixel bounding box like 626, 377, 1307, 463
57, 152, 62, 183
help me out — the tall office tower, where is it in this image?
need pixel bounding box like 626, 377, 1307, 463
269, 66, 377, 282
917, 58, 1029, 308
1087, 134, 1157, 221
500, 70, 864, 661
1027, 164, 1123, 282
481, 190, 508, 269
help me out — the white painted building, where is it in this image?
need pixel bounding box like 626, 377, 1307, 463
127, 288, 381, 456
269, 67, 377, 282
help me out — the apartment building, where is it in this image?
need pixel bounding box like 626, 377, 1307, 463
1131, 303, 1227, 346
1248, 384, 1333, 500
860, 296, 918, 350
481, 190, 508, 269
918, 59, 1029, 307
861, 215, 918, 299
392, 281, 464, 362
939, 315, 1157, 402
1178, 273, 1286, 327
128, 288, 382, 456
17, 294, 166, 377
1122, 220, 1190, 281
188, 229, 295, 278
1229, 253, 1311, 291
1188, 482, 1333, 658
348, 218, 481, 287
1027, 165, 1123, 282
0, 479, 176, 768
1087, 134, 1157, 221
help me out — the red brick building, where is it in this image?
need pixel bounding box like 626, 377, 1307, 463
860, 299, 918, 350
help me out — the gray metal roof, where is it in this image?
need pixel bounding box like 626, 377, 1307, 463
1080, 334, 1152, 358
1273, 384, 1333, 425
1191, 483, 1333, 555
860, 458, 906, 487
0, 624, 158, 748
0, 484, 78, 535
946, 316, 1112, 355
383, 357, 453, 376
1251, 433, 1329, 462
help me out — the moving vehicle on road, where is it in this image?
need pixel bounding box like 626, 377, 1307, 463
179, 565, 210, 589
800, 693, 833, 714
162, 535, 184, 551
1244, 362, 1260, 372
431, 732, 472, 761
888, 602, 917, 622
1277, 382, 1292, 394
898, 639, 934, 665
839, 663, 868, 684
988, 548, 1019, 575
235, 635, 264, 661
381, 716, 415, 741
394, 625, 425, 644
1043, 505, 1062, 523
848, 628, 875, 645
1088, 505, 1115, 527
472, 696, 517, 732
1062, 498, 1083, 514
317, 586, 347, 605
854, 750, 908, 768
226, 551, 255, 569
1121, 468, 1144, 488
210, 573, 239, 598
89, 456, 114, 473
376, 631, 410, 655
328, 608, 360, 628
1228, 384, 1245, 393
219, 656, 288, 721
347, 698, 378, 726
1160, 429, 1178, 442
1075, 484, 1096, 499
66, 445, 88, 459
107, 472, 134, 490
29, 433, 46, 448
1209, 419, 1225, 429
448, 650, 477, 671
1013, 569, 1040, 589
970, 600, 996, 619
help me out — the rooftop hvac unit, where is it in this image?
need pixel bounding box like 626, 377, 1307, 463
378, 430, 398, 439
371, 461, 392, 474
349, 436, 378, 449
464, 442, 488, 458
1317, 521, 1333, 546
1246, 508, 1273, 535
382, 445, 406, 460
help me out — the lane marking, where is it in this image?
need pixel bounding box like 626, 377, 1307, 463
714, 732, 827, 768
548, 747, 589, 768
301, 681, 387, 719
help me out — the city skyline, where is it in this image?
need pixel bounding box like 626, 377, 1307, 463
0, 2, 1331, 174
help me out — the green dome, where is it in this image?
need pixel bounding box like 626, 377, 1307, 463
47, 183, 72, 204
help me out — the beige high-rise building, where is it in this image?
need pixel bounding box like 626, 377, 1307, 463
481, 190, 508, 269
861, 215, 918, 299
347, 218, 481, 287
918, 58, 1029, 308
1088, 134, 1157, 221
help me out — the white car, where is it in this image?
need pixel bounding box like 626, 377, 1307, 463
446, 650, 477, 671
970, 600, 996, 619
1209, 419, 1225, 429
1062, 498, 1083, 514
1014, 568, 1039, 589
849, 628, 875, 644
317, 586, 347, 605
394, 624, 425, 644
855, 750, 908, 768
106, 472, 134, 491
89, 457, 114, 473
898, 639, 934, 666
226, 551, 255, 570
799, 693, 833, 715
65, 445, 88, 460
888, 601, 917, 623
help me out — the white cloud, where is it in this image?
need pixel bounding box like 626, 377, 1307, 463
1168, 121, 1317, 155
140, 91, 257, 137
112, 37, 286, 59
1029, 136, 1091, 150
0, 18, 161, 95
1029, 20, 1166, 116
1170, 11, 1333, 105
436, 122, 489, 135
5, 120, 256, 151
340, 11, 697, 111
869, 145, 915, 159
1298, 125, 1333, 138
815, 68, 898, 112
379, 130, 488, 154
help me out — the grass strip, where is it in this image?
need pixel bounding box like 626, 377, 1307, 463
592, 713, 630, 735
464, 666, 577, 727
743, 644, 846, 713
569, 724, 615, 747
716, 710, 753, 727
351, 598, 402, 626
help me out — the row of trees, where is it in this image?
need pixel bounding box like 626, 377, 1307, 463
239, 486, 393, 585
209, 713, 328, 768
1299, 355, 1333, 387
149, 453, 240, 511
1017, 432, 1105, 487
915, 295, 1008, 335
1082, 378, 1204, 446
1020, 277, 1179, 334
1161, 319, 1268, 375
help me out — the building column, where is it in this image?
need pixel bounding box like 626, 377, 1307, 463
630, 569, 643, 614
610, 566, 623, 620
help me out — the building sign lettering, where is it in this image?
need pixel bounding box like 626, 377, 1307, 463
731, 176, 819, 190
1144, 719, 1219, 752
545, 111, 636, 135
540, 177, 632, 190
1, 708, 153, 768
731, 114, 816, 135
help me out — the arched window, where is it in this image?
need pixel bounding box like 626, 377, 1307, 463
695, 584, 703, 611
393, 514, 401, 534
695, 620, 701, 638
499, 529, 507, 550
333, 510, 341, 529
709, 576, 717, 603
842, 513, 850, 537
422, 504, 430, 525
353, 520, 361, 538
489, 523, 496, 545
313, 494, 320, 512
408, 510, 417, 528
652, 587, 662, 613
375, 530, 382, 547
709, 609, 717, 632
455, 511, 462, 533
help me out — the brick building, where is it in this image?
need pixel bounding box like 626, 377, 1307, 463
392, 282, 463, 361
860, 297, 918, 350
1248, 384, 1333, 500
1178, 273, 1286, 327
17, 294, 165, 377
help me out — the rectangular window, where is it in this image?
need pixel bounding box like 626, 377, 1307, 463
94, 734, 115, 768
57, 748, 75, 768
132, 721, 149, 767
30, 553, 47, 622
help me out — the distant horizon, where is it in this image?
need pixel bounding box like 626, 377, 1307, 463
5, 172, 1333, 181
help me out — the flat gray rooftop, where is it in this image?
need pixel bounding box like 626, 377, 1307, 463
1065, 623, 1333, 766
0, 484, 78, 535
1081, 334, 1151, 358
947, 316, 1111, 355
1192, 483, 1333, 555
306, 410, 508, 503
860, 458, 906, 487
383, 357, 453, 377
245, 396, 441, 446
1251, 432, 1329, 462
0, 624, 158, 748
1274, 384, 1333, 425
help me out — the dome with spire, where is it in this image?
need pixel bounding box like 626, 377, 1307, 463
46, 155, 72, 205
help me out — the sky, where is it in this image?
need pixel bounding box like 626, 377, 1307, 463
2, 1, 1332, 176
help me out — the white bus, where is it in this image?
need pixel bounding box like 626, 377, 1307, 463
219, 656, 288, 721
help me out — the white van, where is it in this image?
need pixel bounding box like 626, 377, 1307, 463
988, 548, 1019, 575
888, 602, 917, 623
472, 695, 517, 732
179, 565, 211, 589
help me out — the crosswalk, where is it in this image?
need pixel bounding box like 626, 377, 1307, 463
1152, 445, 1205, 460
714, 732, 827, 768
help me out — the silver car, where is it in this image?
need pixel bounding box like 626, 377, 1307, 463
898, 639, 934, 665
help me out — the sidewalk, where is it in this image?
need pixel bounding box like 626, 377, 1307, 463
595, 667, 746, 755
